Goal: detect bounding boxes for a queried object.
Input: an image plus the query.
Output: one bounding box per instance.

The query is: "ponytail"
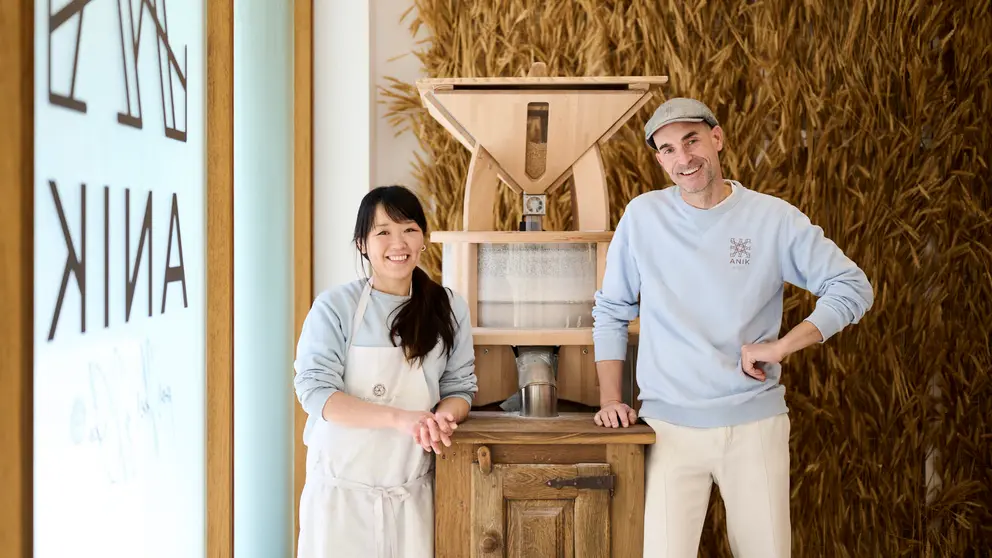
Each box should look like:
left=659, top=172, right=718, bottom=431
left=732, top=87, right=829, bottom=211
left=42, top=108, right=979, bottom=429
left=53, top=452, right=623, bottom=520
left=389, top=267, right=456, bottom=364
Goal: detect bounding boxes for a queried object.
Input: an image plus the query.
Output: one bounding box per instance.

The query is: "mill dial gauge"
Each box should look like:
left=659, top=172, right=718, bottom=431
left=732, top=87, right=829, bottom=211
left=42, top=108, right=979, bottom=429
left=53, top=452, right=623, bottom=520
left=523, top=194, right=546, bottom=215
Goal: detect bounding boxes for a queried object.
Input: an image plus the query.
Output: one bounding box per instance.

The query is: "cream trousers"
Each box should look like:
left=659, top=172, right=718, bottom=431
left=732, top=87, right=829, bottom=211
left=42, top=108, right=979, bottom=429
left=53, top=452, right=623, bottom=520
left=642, top=413, right=791, bottom=558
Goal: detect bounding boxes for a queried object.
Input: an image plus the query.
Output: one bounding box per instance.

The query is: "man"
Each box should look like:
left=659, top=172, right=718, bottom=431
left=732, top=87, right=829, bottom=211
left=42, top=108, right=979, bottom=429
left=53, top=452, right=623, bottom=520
left=590, top=97, right=874, bottom=558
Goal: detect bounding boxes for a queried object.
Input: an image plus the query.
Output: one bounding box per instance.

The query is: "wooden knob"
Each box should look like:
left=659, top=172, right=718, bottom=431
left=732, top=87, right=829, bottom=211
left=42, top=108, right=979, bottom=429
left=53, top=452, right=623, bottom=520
left=480, top=531, right=501, bottom=553
left=477, top=446, right=492, bottom=475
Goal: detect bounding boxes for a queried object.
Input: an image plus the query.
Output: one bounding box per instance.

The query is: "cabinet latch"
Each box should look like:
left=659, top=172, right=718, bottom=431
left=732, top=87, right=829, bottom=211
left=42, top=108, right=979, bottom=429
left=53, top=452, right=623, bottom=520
left=477, top=446, right=492, bottom=475
left=546, top=475, right=615, bottom=490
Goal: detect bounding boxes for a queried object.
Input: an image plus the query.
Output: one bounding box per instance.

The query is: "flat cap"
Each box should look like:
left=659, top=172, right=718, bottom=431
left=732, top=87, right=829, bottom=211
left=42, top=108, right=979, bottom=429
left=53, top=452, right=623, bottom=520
left=644, top=97, right=719, bottom=150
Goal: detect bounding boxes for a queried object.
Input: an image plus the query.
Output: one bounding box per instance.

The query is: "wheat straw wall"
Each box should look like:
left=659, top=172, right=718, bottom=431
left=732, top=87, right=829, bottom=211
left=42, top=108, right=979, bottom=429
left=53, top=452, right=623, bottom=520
left=382, top=1, right=991, bottom=555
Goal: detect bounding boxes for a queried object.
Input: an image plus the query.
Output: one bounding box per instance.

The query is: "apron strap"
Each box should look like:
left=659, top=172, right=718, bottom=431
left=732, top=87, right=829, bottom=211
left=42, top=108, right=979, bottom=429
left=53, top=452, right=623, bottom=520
left=348, top=277, right=412, bottom=354
left=347, top=280, right=374, bottom=354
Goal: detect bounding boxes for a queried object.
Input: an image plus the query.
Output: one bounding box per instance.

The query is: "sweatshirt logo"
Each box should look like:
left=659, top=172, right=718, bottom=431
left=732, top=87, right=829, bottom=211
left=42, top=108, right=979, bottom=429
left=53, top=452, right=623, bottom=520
left=730, top=238, right=751, bottom=265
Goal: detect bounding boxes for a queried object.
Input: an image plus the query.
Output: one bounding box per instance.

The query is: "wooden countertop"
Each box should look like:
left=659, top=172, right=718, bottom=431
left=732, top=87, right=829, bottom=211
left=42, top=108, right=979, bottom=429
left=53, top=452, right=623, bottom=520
left=451, top=411, right=656, bottom=445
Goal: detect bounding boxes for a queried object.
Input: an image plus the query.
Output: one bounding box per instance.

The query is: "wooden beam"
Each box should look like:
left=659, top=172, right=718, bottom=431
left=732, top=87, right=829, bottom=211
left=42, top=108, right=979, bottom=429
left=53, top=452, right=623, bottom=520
left=431, top=231, right=615, bottom=244
left=293, top=0, right=314, bottom=553
left=570, top=144, right=610, bottom=231
left=470, top=325, right=639, bottom=346
left=207, top=1, right=235, bottom=556
left=0, top=1, right=34, bottom=557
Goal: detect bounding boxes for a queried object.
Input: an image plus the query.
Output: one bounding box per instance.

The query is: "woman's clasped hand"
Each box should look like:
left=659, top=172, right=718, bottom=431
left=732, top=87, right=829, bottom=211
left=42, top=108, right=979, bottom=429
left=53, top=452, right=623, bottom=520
left=395, top=409, right=459, bottom=454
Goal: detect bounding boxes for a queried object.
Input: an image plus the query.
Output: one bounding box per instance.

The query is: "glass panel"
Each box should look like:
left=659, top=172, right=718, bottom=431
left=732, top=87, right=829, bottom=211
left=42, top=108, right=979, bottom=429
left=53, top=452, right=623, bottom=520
left=477, top=243, right=597, bottom=328
left=525, top=102, right=549, bottom=179
left=33, top=1, right=207, bottom=556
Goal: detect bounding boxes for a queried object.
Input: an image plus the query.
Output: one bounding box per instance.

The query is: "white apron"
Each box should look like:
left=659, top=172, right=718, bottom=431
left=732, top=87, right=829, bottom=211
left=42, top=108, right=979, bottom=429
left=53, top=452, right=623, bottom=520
left=298, top=281, right=436, bottom=558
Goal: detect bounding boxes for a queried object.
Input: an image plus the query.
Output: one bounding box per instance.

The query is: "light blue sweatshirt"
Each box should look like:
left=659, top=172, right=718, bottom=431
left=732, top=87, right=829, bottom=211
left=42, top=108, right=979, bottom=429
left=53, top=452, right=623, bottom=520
left=294, top=279, right=478, bottom=445
left=592, top=181, right=873, bottom=428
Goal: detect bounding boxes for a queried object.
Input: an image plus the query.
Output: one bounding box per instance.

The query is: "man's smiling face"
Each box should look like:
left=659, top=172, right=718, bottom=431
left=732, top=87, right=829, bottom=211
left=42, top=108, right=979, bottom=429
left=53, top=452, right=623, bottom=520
left=652, top=121, right=725, bottom=194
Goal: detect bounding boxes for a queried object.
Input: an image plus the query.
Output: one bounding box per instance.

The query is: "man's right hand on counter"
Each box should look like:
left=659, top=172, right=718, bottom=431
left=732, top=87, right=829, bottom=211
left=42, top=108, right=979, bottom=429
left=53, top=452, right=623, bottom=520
left=594, top=400, right=637, bottom=428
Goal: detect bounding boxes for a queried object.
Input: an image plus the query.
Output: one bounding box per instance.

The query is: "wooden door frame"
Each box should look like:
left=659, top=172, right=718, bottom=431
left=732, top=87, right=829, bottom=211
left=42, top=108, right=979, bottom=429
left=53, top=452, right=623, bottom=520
left=207, top=2, right=235, bottom=558
left=293, top=0, right=314, bottom=552
left=0, top=2, right=236, bottom=557
left=0, top=1, right=35, bottom=556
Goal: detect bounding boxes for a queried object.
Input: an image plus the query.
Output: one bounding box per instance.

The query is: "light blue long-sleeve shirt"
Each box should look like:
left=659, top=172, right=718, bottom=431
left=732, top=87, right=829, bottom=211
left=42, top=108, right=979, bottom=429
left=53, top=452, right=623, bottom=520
left=592, top=182, right=874, bottom=428
left=294, top=279, right=478, bottom=445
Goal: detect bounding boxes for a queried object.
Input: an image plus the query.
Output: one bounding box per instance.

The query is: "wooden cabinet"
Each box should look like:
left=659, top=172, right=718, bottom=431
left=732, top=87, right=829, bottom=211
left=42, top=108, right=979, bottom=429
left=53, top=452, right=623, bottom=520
left=472, top=462, right=612, bottom=556
left=435, top=412, right=656, bottom=557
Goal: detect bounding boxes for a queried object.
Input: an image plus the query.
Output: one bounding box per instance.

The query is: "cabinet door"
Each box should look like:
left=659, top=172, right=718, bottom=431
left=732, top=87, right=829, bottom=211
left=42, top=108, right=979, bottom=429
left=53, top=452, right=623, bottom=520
left=472, top=463, right=611, bottom=558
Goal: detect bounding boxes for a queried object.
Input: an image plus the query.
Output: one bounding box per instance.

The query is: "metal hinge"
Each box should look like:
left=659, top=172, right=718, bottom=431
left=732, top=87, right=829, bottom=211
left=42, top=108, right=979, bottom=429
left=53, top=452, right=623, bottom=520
left=546, top=475, right=615, bottom=491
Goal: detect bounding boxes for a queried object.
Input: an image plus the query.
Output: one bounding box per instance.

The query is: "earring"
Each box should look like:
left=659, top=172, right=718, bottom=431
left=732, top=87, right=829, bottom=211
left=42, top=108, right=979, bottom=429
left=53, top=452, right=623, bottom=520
left=421, top=246, right=427, bottom=252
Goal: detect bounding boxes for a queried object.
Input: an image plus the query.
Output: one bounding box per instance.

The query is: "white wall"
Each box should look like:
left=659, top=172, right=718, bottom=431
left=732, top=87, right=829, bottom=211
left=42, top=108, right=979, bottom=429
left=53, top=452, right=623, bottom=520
left=233, top=0, right=294, bottom=556
left=371, top=2, right=428, bottom=191
left=313, top=0, right=424, bottom=294
left=313, top=1, right=372, bottom=293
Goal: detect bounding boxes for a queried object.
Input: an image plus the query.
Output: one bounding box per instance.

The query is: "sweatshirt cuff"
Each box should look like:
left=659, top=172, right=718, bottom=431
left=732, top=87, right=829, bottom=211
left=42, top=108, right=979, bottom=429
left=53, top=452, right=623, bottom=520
left=804, top=304, right=844, bottom=343
left=303, top=387, right=338, bottom=421
left=593, top=334, right=629, bottom=362
left=439, top=392, right=475, bottom=407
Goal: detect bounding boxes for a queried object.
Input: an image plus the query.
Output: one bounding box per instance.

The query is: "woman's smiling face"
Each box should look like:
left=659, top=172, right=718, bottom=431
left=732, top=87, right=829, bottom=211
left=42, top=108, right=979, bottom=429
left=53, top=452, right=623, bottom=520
left=364, top=204, right=425, bottom=285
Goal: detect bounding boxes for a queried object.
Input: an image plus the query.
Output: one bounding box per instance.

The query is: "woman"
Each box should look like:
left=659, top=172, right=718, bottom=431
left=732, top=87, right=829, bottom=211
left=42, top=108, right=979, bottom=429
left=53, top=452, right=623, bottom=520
left=293, top=185, right=478, bottom=558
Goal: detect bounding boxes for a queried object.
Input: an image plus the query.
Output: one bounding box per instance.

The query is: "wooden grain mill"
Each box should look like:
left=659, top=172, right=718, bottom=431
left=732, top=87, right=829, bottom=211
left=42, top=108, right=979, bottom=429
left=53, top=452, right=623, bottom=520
left=418, top=63, right=666, bottom=416
left=419, top=63, right=665, bottom=557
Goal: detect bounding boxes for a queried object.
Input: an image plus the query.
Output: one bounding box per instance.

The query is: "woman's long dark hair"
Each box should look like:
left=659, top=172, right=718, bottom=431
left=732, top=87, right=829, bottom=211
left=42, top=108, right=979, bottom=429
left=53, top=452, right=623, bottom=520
left=353, top=185, right=456, bottom=364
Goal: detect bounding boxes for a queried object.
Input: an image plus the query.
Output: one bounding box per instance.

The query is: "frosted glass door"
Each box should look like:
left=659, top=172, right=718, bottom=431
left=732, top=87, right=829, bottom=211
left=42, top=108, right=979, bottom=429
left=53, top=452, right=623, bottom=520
left=33, top=1, right=207, bottom=556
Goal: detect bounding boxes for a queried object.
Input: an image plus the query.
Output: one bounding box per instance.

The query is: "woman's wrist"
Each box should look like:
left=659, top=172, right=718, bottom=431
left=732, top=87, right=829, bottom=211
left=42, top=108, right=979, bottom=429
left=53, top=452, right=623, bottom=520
left=436, top=396, right=470, bottom=422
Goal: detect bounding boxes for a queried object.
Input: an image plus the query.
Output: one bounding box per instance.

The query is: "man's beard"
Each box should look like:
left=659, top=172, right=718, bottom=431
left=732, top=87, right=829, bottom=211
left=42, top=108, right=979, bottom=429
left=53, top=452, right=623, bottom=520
left=673, top=159, right=715, bottom=193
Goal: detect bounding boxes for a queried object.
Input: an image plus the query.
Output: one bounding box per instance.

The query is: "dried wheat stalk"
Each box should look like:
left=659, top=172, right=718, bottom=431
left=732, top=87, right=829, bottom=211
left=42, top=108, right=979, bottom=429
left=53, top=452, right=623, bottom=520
left=382, top=0, right=992, bottom=555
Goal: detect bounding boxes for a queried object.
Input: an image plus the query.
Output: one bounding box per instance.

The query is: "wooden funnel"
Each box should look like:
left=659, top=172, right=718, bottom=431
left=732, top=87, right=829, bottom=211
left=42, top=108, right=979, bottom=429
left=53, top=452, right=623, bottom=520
left=417, top=63, right=668, bottom=231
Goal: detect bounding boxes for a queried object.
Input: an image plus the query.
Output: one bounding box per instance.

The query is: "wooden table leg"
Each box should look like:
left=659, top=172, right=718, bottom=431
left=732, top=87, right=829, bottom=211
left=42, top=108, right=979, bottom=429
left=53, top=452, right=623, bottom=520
left=607, top=443, right=646, bottom=557
left=436, top=444, right=474, bottom=557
